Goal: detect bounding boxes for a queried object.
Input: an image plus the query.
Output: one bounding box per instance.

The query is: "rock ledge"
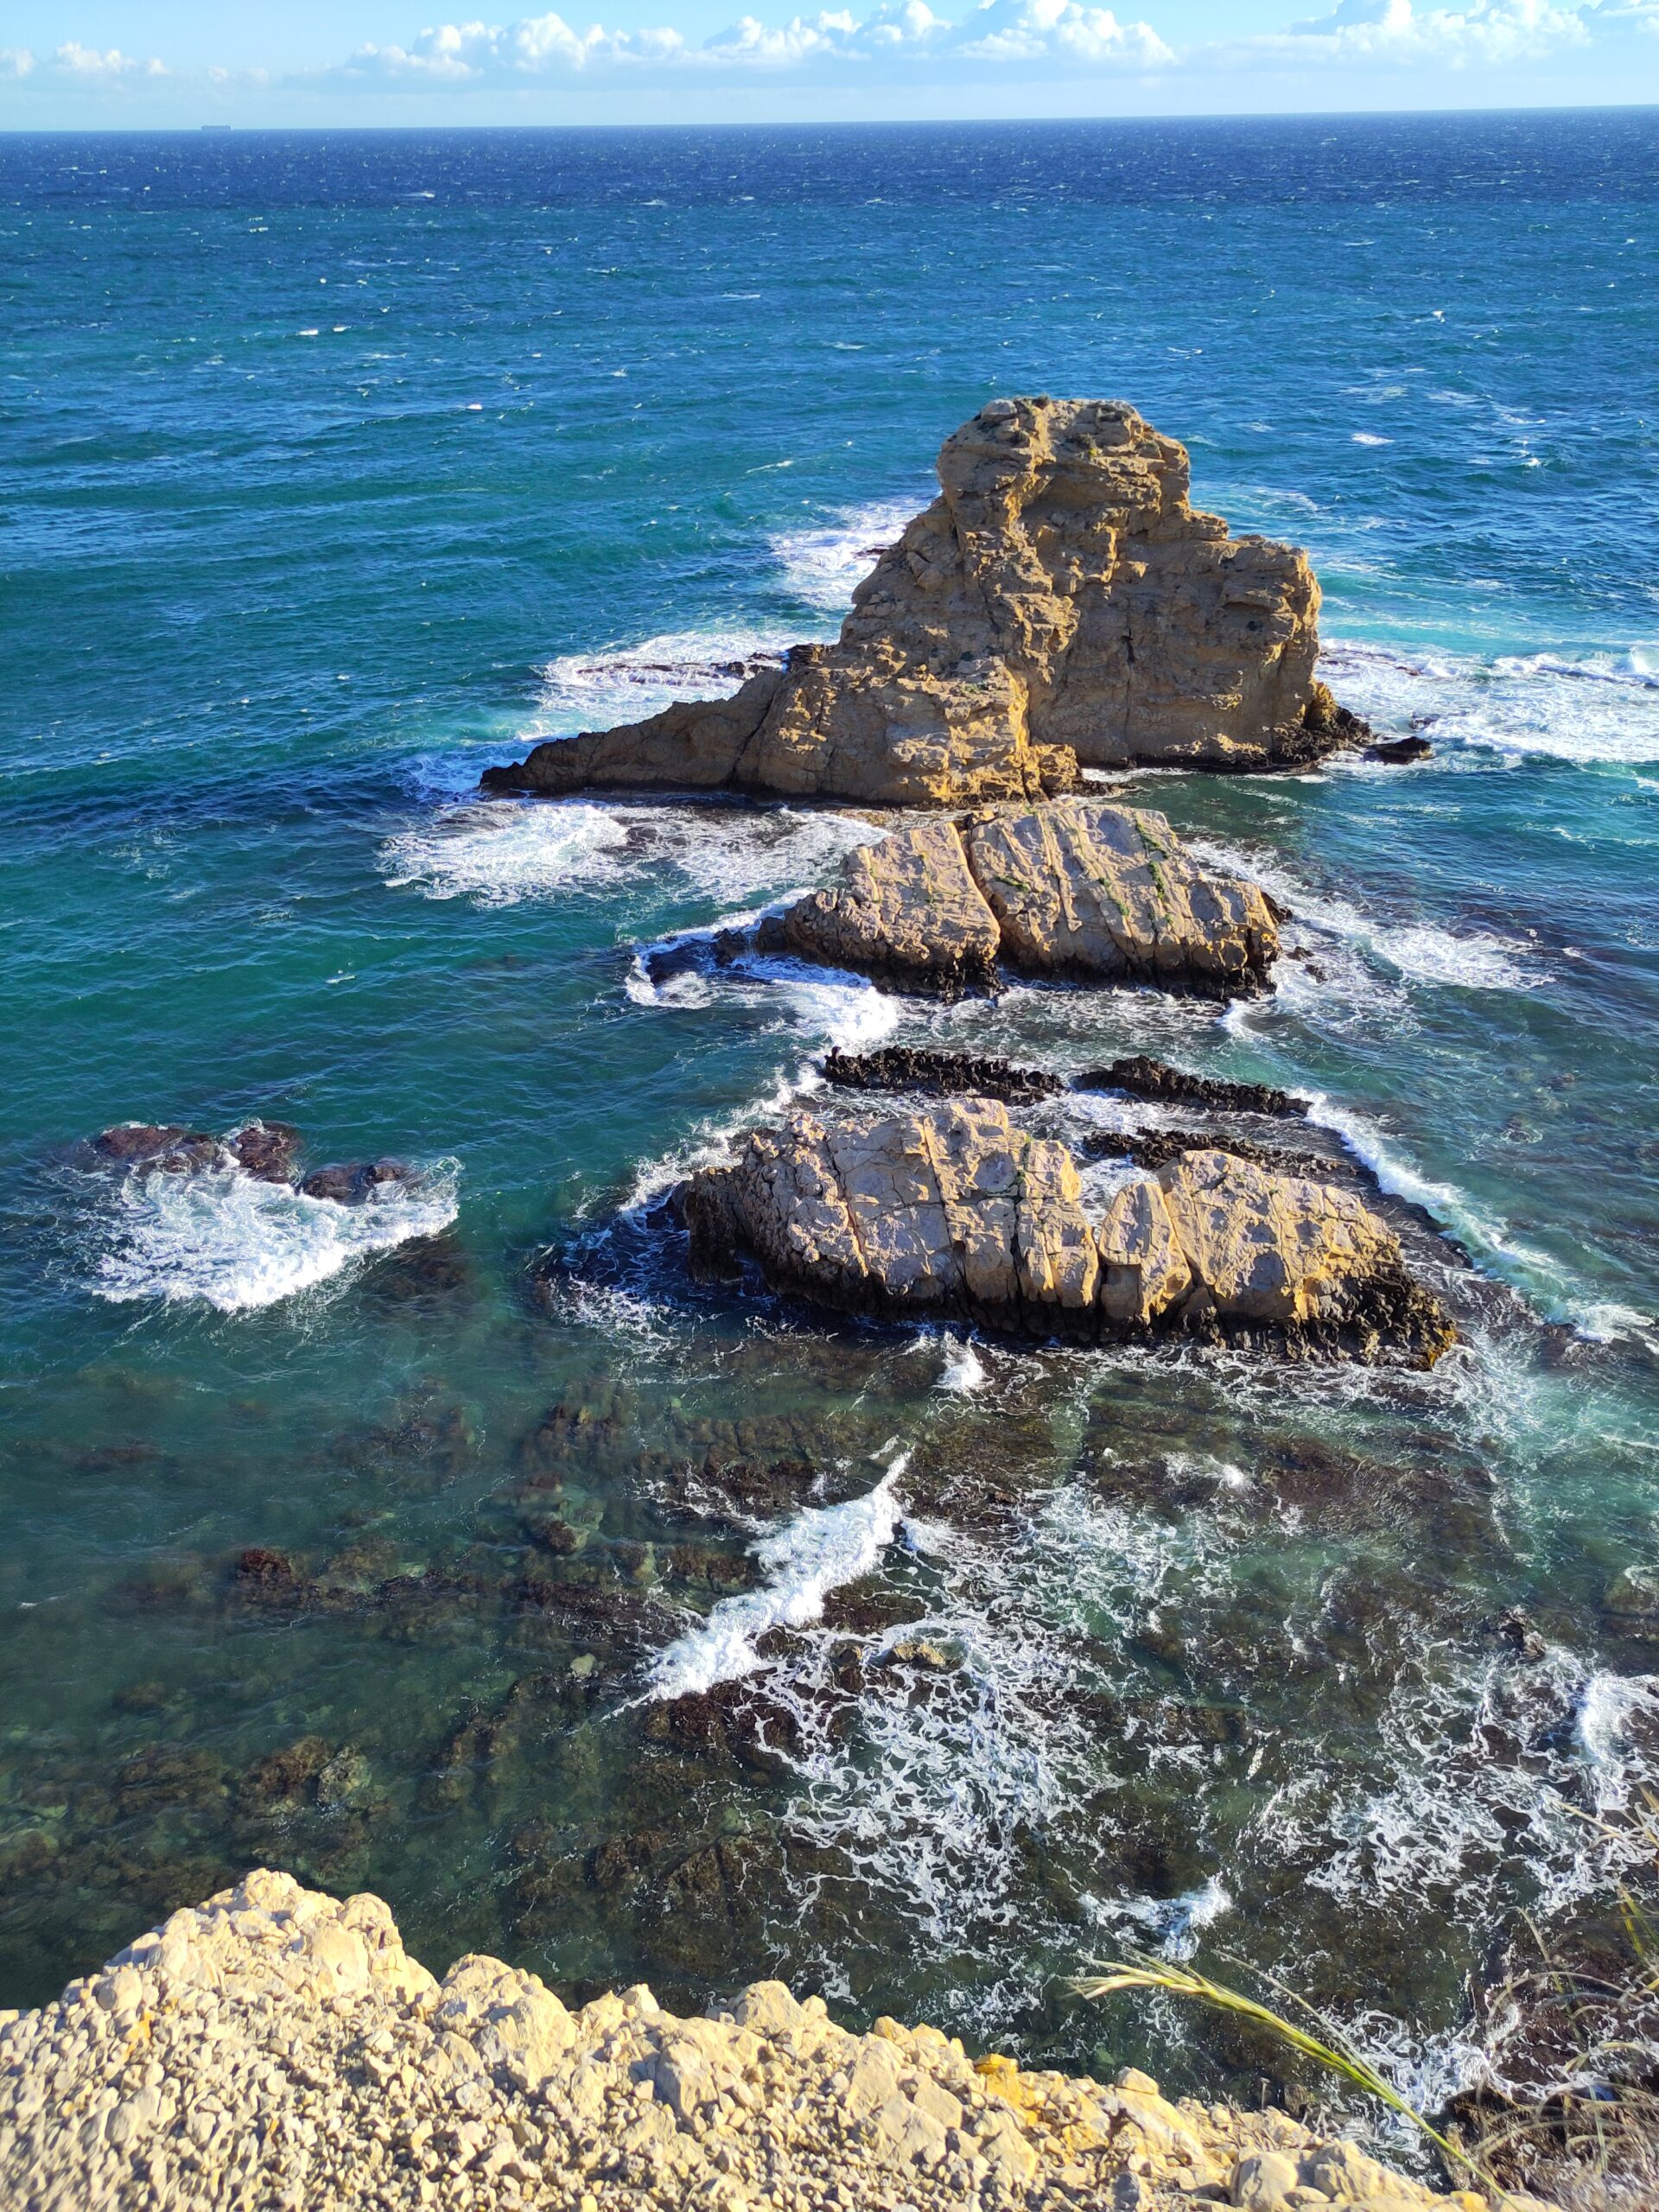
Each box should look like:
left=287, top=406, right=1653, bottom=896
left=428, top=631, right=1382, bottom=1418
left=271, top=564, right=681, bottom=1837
left=0, top=1869, right=1507, bottom=2212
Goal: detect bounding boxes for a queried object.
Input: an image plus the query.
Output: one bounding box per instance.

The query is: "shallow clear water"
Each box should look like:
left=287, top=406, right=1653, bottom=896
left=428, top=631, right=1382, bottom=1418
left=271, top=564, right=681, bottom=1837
left=2, top=117, right=1656, bottom=2119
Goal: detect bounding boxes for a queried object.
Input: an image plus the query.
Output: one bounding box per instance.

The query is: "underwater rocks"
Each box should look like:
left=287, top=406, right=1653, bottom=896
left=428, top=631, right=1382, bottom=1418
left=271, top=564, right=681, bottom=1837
left=0, top=1867, right=1499, bottom=2212
left=682, top=1099, right=1452, bottom=1363
left=760, top=800, right=1280, bottom=999
left=481, top=397, right=1359, bottom=808
left=86, top=1119, right=415, bottom=1206
left=1366, top=734, right=1433, bottom=765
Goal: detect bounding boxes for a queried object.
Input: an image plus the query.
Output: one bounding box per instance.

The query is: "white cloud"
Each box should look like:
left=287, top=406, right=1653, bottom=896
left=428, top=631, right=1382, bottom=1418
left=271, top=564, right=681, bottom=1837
left=1221, top=0, right=1592, bottom=66
left=336, top=1, right=1173, bottom=81
left=52, top=41, right=168, bottom=79
left=0, top=48, right=36, bottom=79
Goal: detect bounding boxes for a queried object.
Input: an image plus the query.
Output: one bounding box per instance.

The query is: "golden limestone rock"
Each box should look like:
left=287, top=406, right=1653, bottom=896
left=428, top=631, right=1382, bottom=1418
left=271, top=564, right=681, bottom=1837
left=763, top=798, right=1280, bottom=997
left=683, top=1103, right=1453, bottom=1364
left=1, top=1871, right=1498, bottom=2212
left=483, top=397, right=1357, bottom=807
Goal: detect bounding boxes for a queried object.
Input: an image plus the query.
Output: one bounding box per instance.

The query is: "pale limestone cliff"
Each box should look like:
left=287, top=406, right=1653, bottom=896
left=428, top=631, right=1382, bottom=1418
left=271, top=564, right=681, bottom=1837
left=762, top=800, right=1280, bottom=998
left=683, top=1101, right=1453, bottom=1364
left=0, top=1869, right=1509, bottom=2212
left=482, top=397, right=1357, bottom=808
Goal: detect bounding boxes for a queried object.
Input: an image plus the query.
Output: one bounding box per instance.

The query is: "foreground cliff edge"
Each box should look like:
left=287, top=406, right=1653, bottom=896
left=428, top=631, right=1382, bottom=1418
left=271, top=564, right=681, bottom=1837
left=1, top=1871, right=1529, bottom=2212
left=482, top=397, right=1365, bottom=808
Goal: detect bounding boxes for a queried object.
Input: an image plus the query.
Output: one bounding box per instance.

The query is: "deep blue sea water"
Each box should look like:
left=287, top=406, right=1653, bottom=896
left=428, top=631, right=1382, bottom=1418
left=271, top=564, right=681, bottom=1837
left=2, top=115, right=1657, bottom=2120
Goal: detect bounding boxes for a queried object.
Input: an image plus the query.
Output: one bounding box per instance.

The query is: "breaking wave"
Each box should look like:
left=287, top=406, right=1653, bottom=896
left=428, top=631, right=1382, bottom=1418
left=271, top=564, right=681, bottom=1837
left=383, top=796, right=882, bottom=912
left=766, top=497, right=922, bottom=613
left=91, top=1160, right=460, bottom=1315
left=1320, top=635, right=1659, bottom=767
left=648, top=1459, right=908, bottom=1699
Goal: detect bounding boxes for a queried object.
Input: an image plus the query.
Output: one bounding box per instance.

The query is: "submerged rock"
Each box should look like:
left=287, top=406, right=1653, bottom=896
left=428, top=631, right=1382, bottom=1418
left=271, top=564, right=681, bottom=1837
left=1074, top=1054, right=1306, bottom=1117
left=682, top=1099, right=1452, bottom=1363
left=763, top=800, right=1279, bottom=999
left=90, top=1123, right=228, bottom=1174
left=1366, top=734, right=1433, bottom=765
left=300, top=1160, right=416, bottom=1206
left=482, top=397, right=1360, bottom=808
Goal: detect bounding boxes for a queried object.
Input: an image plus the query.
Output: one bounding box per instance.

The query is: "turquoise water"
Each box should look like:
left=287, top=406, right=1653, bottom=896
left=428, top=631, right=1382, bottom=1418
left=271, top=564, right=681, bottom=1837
left=2, top=117, right=1657, bottom=2117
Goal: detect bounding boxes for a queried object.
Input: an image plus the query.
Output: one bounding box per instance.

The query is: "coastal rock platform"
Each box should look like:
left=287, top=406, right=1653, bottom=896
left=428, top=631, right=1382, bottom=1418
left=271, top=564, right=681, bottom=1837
left=682, top=1100, right=1453, bottom=1364
left=482, top=397, right=1363, bottom=810
left=757, top=801, right=1281, bottom=998
left=0, top=1869, right=1500, bottom=2212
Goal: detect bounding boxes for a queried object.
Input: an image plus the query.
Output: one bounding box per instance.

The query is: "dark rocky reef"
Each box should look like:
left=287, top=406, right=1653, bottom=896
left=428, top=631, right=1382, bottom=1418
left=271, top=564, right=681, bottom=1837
left=818, top=1046, right=1065, bottom=1105
left=86, top=1121, right=417, bottom=1207
left=1074, top=1054, right=1306, bottom=1118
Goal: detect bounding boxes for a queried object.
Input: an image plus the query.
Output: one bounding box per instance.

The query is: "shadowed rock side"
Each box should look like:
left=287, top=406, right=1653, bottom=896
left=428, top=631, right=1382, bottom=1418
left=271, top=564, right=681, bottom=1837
left=683, top=1101, right=1452, bottom=1364
left=0, top=1871, right=1500, bottom=2212
left=483, top=397, right=1362, bottom=807
left=758, top=800, right=1280, bottom=999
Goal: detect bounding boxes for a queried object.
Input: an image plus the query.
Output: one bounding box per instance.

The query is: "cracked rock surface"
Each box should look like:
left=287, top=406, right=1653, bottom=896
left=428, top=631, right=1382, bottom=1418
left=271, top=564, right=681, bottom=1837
left=482, top=397, right=1352, bottom=809
left=763, top=801, right=1280, bottom=999
left=682, top=1101, right=1453, bottom=1364
left=0, top=1870, right=1504, bottom=2212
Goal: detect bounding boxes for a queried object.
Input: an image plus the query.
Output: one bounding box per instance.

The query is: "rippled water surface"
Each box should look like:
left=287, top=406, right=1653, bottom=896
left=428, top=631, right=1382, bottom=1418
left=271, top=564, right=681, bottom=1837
left=2, top=117, right=1656, bottom=2121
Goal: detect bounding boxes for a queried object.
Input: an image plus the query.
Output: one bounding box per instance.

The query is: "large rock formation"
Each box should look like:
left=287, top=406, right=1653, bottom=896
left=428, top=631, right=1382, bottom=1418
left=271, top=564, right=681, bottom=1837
left=758, top=800, right=1280, bottom=998
left=483, top=397, right=1356, bottom=807
left=683, top=1100, right=1452, bottom=1363
left=0, top=1868, right=1491, bottom=2212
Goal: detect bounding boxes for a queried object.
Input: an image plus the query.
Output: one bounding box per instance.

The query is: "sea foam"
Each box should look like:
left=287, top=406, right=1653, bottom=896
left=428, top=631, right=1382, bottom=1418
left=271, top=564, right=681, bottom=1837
left=1320, top=636, right=1659, bottom=767
left=92, top=1160, right=460, bottom=1315
left=647, top=1461, right=908, bottom=1700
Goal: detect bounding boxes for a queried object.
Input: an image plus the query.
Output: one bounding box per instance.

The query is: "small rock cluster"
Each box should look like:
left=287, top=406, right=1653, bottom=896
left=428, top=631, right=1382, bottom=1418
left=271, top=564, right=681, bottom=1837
left=0, top=1871, right=1510, bottom=2212
left=87, top=1122, right=416, bottom=1207
left=757, top=802, right=1280, bottom=1000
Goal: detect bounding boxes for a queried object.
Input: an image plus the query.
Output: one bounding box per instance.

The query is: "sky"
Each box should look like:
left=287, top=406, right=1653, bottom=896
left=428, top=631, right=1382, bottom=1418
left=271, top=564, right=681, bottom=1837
left=2, top=0, right=1657, bottom=127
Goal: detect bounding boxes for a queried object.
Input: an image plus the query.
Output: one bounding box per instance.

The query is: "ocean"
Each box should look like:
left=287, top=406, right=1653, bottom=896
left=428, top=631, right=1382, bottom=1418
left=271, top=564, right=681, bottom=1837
left=1, top=112, right=1656, bottom=2126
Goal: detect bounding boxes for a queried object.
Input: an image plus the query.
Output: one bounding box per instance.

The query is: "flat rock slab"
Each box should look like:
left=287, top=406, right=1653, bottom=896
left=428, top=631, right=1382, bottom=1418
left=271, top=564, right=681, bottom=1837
left=760, top=798, right=1279, bottom=999
left=483, top=397, right=1364, bottom=808
left=683, top=1099, right=1452, bottom=1364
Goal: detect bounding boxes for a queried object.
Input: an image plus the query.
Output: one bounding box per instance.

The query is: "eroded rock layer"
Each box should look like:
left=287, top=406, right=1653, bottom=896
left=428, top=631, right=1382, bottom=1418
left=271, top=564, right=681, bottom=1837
left=483, top=397, right=1355, bottom=807
left=0, top=1870, right=1493, bottom=2212
left=683, top=1101, right=1452, bottom=1364
left=760, top=801, right=1280, bottom=999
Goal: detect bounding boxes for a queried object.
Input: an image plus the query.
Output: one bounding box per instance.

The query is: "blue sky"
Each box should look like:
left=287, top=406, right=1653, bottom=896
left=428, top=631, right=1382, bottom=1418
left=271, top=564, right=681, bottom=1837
left=3, top=1, right=1657, bottom=125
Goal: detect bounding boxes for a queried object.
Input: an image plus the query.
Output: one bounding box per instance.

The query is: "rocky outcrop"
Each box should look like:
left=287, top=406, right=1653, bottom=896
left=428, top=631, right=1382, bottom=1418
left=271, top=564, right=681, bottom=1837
left=483, top=397, right=1359, bottom=808
left=761, top=816, right=1001, bottom=993
left=760, top=800, right=1280, bottom=999
left=819, top=1046, right=1065, bottom=1104
left=0, top=1868, right=1505, bottom=2212
left=86, top=1122, right=413, bottom=1207
left=1075, top=1054, right=1306, bottom=1117
left=683, top=1101, right=1452, bottom=1363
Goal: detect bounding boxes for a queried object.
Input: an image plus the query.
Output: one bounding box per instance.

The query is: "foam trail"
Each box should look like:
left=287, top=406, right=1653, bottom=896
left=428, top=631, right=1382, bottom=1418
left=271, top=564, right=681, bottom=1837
left=768, top=499, right=921, bottom=613
left=385, top=798, right=880, bottom=912
left=93, top=1165, right=460, bottom=1314
left=382, top=799, right=632, bottom=906
left=1319, top=636, right=1659, bottom=767
left=1192, top=837, right=1535, bottom=995
left=648, top=1463, right=907, bottom=1700
left=1308, top=1093, right=1658, bottom=1349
